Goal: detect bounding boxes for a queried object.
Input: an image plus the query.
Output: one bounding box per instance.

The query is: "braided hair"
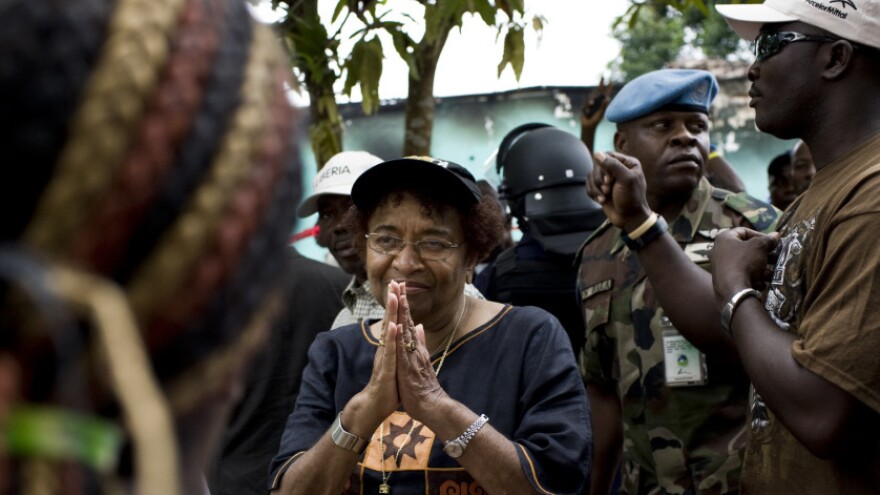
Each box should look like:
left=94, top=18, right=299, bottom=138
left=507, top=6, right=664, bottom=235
left=0, top=0, right=301, bottom=492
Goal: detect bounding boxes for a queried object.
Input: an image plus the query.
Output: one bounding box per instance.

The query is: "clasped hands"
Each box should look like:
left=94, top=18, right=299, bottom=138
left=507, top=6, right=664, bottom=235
left=361, top=281, right=448, bottom=426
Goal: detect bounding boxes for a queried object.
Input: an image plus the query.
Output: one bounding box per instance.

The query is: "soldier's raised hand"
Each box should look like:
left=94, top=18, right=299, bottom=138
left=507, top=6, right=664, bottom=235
left=588, top=151, right=653, bottom=232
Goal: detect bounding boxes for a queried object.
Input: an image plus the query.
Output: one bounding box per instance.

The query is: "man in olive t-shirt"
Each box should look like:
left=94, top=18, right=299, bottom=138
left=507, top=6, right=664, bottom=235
left=710, top=0, right=880, bottom=492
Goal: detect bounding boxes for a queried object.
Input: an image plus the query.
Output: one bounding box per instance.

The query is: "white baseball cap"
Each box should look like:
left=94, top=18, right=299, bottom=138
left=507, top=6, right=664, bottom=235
left=297, top=151, right=383, bottom=218
left=716, top=0, right=880, bottom=50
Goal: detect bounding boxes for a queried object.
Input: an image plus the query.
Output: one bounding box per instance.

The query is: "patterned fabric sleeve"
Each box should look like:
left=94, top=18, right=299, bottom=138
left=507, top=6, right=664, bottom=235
left=723, top=190, right=781, bottom=233
left=579, top=307, right=614, bottom=389
left=577, top=229, right=617, bottom=389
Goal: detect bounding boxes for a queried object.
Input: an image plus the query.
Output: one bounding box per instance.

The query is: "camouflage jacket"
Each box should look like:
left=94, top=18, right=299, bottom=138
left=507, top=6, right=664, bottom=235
left=578, top=177, right=779, bottom=495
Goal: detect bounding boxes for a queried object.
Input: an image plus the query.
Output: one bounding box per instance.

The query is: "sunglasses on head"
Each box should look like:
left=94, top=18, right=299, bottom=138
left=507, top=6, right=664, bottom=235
left=754, top=31, right=841, bottom=62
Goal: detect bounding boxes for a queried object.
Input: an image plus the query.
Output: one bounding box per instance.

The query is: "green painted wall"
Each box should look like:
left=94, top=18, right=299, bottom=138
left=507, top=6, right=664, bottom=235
left=294, top=83, right=797, bottom=259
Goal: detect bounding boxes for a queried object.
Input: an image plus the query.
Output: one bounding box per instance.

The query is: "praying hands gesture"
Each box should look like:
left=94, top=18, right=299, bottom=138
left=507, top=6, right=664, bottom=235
left=369, top=281, right=451, bottom=423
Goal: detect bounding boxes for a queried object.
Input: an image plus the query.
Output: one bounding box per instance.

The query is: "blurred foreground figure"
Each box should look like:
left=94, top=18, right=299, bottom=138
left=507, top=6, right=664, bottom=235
left=0, top=0, right=300, bottom=493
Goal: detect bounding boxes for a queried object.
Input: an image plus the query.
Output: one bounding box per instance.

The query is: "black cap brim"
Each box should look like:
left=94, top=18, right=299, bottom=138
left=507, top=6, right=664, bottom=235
left=351, top=158, right=481, bottom=210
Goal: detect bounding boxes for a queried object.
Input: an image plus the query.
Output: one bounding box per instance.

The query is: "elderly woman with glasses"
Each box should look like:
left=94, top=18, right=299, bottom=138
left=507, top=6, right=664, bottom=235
left=270, top=157, right=592, bottom=495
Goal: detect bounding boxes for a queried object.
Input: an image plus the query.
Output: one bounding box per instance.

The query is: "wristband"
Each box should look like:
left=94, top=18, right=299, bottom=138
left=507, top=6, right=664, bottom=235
left=621, top=215, right=668, bottom=251
left=330, top=412, right=367, bottom=454
left=626, top=212, right=658, bottom=240
left=720, top=288, right=761, bottom=333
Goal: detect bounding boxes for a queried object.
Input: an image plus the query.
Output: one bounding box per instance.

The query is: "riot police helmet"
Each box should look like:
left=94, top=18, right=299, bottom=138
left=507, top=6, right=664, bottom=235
left=495, top=124, right=603, bottom=255
left=496, top=125, right=599, bottom=215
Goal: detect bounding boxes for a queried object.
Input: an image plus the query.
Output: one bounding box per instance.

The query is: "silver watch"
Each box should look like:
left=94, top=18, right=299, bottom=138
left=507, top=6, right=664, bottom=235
left=443, top=414, right=489, bottom=458
left=330, top=413, right=367, bottom=454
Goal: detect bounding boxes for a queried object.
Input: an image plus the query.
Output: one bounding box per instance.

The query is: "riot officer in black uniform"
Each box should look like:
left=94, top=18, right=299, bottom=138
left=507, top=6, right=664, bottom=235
left=475, top=124, right=605, bottom=352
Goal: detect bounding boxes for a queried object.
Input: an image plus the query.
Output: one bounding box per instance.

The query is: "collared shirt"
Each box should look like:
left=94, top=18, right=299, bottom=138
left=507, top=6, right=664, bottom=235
left=578, top=177, right=780, bottom=495
left=331, top=278, right=485, bottom=330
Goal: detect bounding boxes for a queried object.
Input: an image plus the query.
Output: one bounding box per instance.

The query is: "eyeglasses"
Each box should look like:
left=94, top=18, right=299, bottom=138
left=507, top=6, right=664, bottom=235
left=754, top=31, right=840, bottom=62
left=365, top=233, right=461, bottom=261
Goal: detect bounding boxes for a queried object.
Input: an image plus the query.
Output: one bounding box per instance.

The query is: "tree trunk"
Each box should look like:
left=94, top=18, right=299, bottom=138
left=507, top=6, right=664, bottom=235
left=283, top=0, right=343, bottom=170
left=306, top=82, right=344, bottom=169
left=402, top=29, right=450, bottom=157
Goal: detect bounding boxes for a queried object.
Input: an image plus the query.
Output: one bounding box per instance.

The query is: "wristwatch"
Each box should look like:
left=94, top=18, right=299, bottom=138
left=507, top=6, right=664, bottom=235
left=621, top=215, right=668, bottom=251
left=720, top=288, right=761, bottom=333
left=443, top=414, right=489, bottom=458
left=330, top=413, right=367, bottom=455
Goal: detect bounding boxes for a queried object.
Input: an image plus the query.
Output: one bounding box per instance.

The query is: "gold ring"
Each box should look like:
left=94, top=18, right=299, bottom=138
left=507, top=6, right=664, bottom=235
left=405, top=341, right=417, bottom=352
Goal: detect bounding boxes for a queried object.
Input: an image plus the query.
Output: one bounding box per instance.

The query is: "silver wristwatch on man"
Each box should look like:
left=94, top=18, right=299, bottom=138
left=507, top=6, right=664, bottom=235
left=443, top=414, right=489, bottom=458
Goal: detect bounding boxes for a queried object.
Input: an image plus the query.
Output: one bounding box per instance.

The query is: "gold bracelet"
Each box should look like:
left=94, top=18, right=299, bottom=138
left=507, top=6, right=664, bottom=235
left=626, top=212, right=658, bottom=241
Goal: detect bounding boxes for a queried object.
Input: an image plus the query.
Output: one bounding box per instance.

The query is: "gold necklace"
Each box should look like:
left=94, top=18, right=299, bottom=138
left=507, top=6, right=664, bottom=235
left=377, top=296, right=468, bottom=494
left=428, top=298, right=466, bottom=356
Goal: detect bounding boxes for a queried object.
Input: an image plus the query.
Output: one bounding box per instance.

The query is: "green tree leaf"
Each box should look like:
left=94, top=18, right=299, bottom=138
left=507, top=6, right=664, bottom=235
left=332, top=0, right=348, bottom=23
left=470, top=0, right=496, bottom=26
left=342, top=37, right=384, bottom=114
left=531, top=15, right=544, bottom=33
left=388, top=25, right=418, bottom=80
left=497, top=25, right=525, bottom=80
left=359, top=37, right=384, bottom=114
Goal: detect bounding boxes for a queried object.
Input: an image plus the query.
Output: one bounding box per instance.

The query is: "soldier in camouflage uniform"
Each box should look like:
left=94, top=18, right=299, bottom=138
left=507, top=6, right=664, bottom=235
left=578, top=69, right=781, bottom=495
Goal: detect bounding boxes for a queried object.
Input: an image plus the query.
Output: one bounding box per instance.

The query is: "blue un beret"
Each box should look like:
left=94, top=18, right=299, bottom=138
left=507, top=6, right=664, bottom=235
left=605, top=69, right=719, bottom=124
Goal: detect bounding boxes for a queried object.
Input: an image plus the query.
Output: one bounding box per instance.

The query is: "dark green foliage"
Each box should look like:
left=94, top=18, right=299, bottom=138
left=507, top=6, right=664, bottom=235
left=611, top=0, right=757, bottom=83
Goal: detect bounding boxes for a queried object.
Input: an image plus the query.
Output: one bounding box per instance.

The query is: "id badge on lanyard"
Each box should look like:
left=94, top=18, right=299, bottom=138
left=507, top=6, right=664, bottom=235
left=661, top=315, right=708, bottom=386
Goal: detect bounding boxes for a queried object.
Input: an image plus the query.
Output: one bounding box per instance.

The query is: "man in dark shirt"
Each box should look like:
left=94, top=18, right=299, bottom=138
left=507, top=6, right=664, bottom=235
left=207, top=247, right=348, bottom=495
